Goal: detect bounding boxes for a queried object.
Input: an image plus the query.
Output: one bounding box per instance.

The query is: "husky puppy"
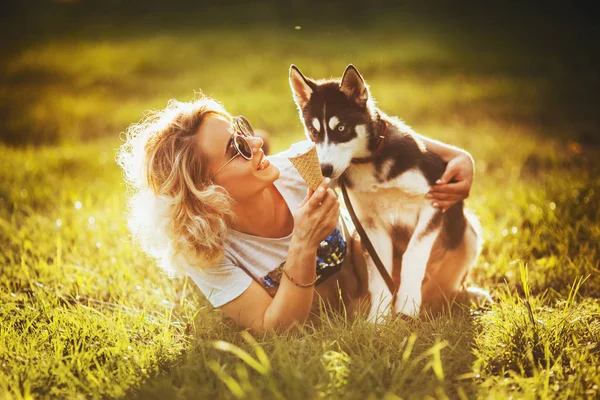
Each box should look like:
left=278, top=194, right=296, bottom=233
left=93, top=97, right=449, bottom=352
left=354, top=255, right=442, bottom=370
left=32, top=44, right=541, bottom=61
left=289, top=64, right=483, bottom=321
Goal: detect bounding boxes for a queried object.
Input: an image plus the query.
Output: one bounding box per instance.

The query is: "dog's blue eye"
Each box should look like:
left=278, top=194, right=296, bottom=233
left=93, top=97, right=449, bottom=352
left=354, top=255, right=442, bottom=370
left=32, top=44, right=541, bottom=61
left=337, top=124, right=346, bottom=132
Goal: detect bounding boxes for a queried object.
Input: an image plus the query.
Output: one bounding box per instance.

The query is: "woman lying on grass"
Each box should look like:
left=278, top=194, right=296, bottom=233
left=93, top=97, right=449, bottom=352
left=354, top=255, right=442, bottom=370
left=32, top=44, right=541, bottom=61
left=116, top=96, right=477, bottom=333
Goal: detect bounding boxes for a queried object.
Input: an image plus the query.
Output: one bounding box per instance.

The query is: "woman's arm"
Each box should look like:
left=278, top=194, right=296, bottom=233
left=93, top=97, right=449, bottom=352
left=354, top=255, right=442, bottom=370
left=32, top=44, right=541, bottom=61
left=415, top=133, right=475, bottom=212
left=415, top=133, right=471, bottom=164
left=219, top=180, right=340, bottom=333
left=218, top=236, right=318, bottom=333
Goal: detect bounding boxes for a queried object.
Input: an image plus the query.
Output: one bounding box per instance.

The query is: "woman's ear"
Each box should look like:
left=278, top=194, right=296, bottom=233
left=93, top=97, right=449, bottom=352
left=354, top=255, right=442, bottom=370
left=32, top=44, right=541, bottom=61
left=289, top=65, right=314, bottom=109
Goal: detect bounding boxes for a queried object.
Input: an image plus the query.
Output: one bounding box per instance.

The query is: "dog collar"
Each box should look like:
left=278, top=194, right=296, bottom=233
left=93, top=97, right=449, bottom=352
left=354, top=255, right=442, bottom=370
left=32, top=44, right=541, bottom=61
left=351, top=119, right=388, bottom=164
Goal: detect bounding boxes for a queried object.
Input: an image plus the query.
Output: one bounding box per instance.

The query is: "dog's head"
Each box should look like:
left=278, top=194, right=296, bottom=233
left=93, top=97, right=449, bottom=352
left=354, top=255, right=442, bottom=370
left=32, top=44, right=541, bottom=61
left=289, top=64, right=379, bottom=180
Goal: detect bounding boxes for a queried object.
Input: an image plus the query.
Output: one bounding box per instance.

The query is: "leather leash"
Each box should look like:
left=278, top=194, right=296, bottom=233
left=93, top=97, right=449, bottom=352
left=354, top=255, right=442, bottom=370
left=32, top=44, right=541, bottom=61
left=340, top=178, right=397, bottom=295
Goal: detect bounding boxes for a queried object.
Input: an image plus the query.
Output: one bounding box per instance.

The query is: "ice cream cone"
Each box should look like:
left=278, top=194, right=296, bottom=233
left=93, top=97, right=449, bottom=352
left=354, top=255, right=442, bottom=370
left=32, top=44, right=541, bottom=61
left=288, top=142, right=324, bottom=191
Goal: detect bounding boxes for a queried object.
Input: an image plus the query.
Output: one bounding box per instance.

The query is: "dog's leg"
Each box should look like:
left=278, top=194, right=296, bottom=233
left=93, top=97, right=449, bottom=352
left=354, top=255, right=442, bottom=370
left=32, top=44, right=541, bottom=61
left=394, top=206, right=441, bottom=316
left=343, top=187, right=395, bottom=323
left=421, top=213, right=484, bottom=311
left=362, top=225, right=395, bottom=323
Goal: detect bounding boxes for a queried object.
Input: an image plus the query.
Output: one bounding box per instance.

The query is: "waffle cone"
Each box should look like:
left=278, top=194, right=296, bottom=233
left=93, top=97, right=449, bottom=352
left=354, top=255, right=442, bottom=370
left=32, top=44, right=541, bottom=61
left=288, top=145, right=324, bottom=191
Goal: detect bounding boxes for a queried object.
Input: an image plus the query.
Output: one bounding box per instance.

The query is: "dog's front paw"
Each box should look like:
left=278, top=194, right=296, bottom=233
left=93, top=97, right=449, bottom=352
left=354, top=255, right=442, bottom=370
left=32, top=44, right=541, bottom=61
left=394, top=291, right=421, bottom=317
left=366, top=310, right=387, bottom=325
left=397, top=302, right=419, bottom=317
left=366, top=299, right=393, bottom=324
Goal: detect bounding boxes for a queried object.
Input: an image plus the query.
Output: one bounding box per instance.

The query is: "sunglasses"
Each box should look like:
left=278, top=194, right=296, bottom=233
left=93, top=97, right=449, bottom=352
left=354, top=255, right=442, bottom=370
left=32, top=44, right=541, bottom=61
left=212, top=116, right=255, bottom=178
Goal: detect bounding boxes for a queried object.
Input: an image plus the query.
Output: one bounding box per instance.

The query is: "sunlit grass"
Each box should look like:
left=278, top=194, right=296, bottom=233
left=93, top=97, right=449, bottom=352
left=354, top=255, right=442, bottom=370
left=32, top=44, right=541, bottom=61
left=1, top=10, right=599, bottom=400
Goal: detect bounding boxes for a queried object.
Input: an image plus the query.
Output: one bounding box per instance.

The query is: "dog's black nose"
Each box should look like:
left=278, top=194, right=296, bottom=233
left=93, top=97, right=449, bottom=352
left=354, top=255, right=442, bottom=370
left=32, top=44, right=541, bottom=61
left=321, top=164, right=334, bottom=178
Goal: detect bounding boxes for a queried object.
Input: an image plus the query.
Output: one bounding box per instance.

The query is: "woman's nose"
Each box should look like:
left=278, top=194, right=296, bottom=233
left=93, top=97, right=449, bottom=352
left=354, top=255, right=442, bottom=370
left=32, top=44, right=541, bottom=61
left=249, top=135, right=264, bottom=152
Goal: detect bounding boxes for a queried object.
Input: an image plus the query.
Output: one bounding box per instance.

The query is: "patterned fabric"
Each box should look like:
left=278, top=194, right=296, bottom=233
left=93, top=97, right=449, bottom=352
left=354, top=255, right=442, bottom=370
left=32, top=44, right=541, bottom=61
left=259, top=227, right=347, bottom=296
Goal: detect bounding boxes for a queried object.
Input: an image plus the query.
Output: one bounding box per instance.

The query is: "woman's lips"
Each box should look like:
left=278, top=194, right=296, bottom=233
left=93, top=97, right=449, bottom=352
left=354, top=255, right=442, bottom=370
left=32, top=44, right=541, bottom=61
left=257, top=158, right=270, bottom=170
left=256, top=152, right=267, bottom=170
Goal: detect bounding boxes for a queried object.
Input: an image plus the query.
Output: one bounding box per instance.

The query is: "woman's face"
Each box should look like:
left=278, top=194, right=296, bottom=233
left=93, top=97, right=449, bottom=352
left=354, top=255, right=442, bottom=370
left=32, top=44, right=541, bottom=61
left=196, top=115, right=280, bottom=201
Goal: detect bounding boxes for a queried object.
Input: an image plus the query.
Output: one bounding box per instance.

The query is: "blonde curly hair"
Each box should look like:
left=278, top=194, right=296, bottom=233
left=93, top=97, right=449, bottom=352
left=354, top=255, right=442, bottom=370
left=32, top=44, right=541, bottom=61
left=116, top=96, right=237, bottom=276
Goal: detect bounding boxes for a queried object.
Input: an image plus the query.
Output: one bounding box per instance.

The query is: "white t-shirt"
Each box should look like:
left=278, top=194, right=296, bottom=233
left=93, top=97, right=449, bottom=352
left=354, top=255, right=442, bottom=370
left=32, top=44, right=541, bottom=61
left=186, top=141, right=351, bottom=308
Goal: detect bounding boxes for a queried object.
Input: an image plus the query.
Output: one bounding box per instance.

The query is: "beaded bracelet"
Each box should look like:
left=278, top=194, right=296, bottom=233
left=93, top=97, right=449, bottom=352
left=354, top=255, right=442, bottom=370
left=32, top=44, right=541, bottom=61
left=282, top=267, right=317, bottom=287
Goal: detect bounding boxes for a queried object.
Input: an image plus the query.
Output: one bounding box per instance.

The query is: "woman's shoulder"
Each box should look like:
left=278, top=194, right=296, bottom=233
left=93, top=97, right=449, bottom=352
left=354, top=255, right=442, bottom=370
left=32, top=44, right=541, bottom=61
left=184, top=250, right=253, bottom=308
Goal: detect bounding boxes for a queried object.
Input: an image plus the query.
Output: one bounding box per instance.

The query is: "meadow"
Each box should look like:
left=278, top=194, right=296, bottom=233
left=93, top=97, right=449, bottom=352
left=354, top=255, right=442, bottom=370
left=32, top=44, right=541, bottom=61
left=1, top=2, right=599, bottom=399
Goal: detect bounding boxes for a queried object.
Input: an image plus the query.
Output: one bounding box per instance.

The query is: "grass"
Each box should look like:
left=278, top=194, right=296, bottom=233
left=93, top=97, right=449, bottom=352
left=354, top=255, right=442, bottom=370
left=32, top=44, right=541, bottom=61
left=1, top=3, right=599, bottom=399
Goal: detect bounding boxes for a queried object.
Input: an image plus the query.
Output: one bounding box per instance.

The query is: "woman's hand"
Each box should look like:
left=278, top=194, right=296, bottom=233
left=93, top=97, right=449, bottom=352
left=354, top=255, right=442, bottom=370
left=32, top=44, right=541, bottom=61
left=426, top=152, right=474, bottom=212
left=292, top=178, right=340, bottom=249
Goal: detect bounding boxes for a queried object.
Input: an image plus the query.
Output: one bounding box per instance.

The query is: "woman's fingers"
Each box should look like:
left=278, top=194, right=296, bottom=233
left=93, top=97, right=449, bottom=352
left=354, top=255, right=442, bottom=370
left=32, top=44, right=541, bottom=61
left=436, top=162, right=460, bottom=185
left=308, top=179, right=330, bottom=208
left=433, top=200, right=456, bottom=212
left=298, top=188, right=315, bottom=208
left=310, top=187, right=327, bottom=207
left=321, top=189, right=339, bottom=211
left=430, top=180, right=470, bottom=195
left=322, top=188, right=337, bottom=204
left=321, top=200, right=340, bottom=228
left=427, top=191, right=461, bottom=201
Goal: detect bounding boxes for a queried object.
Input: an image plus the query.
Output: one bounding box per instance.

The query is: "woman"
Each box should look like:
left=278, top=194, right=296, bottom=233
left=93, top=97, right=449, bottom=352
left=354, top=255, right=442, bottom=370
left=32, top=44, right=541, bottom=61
left=116, top=96, right=476, bottom=333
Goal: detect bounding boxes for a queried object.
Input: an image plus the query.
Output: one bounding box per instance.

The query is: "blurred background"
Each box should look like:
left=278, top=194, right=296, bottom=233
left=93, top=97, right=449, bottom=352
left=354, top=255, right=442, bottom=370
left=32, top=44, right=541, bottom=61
left=1, top=0, right=598, bottom=148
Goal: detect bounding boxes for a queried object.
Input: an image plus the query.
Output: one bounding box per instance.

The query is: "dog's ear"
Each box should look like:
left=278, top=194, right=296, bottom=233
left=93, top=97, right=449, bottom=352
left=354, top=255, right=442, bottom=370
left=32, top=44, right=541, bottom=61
left=289, top=65, right=314, bottom=109
left=340, top=65, right=369, bottom=107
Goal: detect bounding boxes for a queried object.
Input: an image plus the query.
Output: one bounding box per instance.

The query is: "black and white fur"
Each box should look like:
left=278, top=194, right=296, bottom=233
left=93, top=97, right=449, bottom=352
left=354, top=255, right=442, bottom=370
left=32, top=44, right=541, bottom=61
left=289, top=64, right=482, bottom=321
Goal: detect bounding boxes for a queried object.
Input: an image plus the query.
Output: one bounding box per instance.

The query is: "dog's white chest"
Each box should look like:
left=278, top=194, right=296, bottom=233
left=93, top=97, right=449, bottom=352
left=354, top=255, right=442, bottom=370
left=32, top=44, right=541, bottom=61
left=347, top=165, right=431, bottom=229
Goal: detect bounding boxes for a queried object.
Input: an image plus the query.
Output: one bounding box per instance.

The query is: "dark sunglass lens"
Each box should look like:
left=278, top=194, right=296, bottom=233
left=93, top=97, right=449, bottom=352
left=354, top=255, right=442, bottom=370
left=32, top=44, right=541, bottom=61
left=237, top=116, right=254, bottom=137
left=234, top=135, right=253, bottom=159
